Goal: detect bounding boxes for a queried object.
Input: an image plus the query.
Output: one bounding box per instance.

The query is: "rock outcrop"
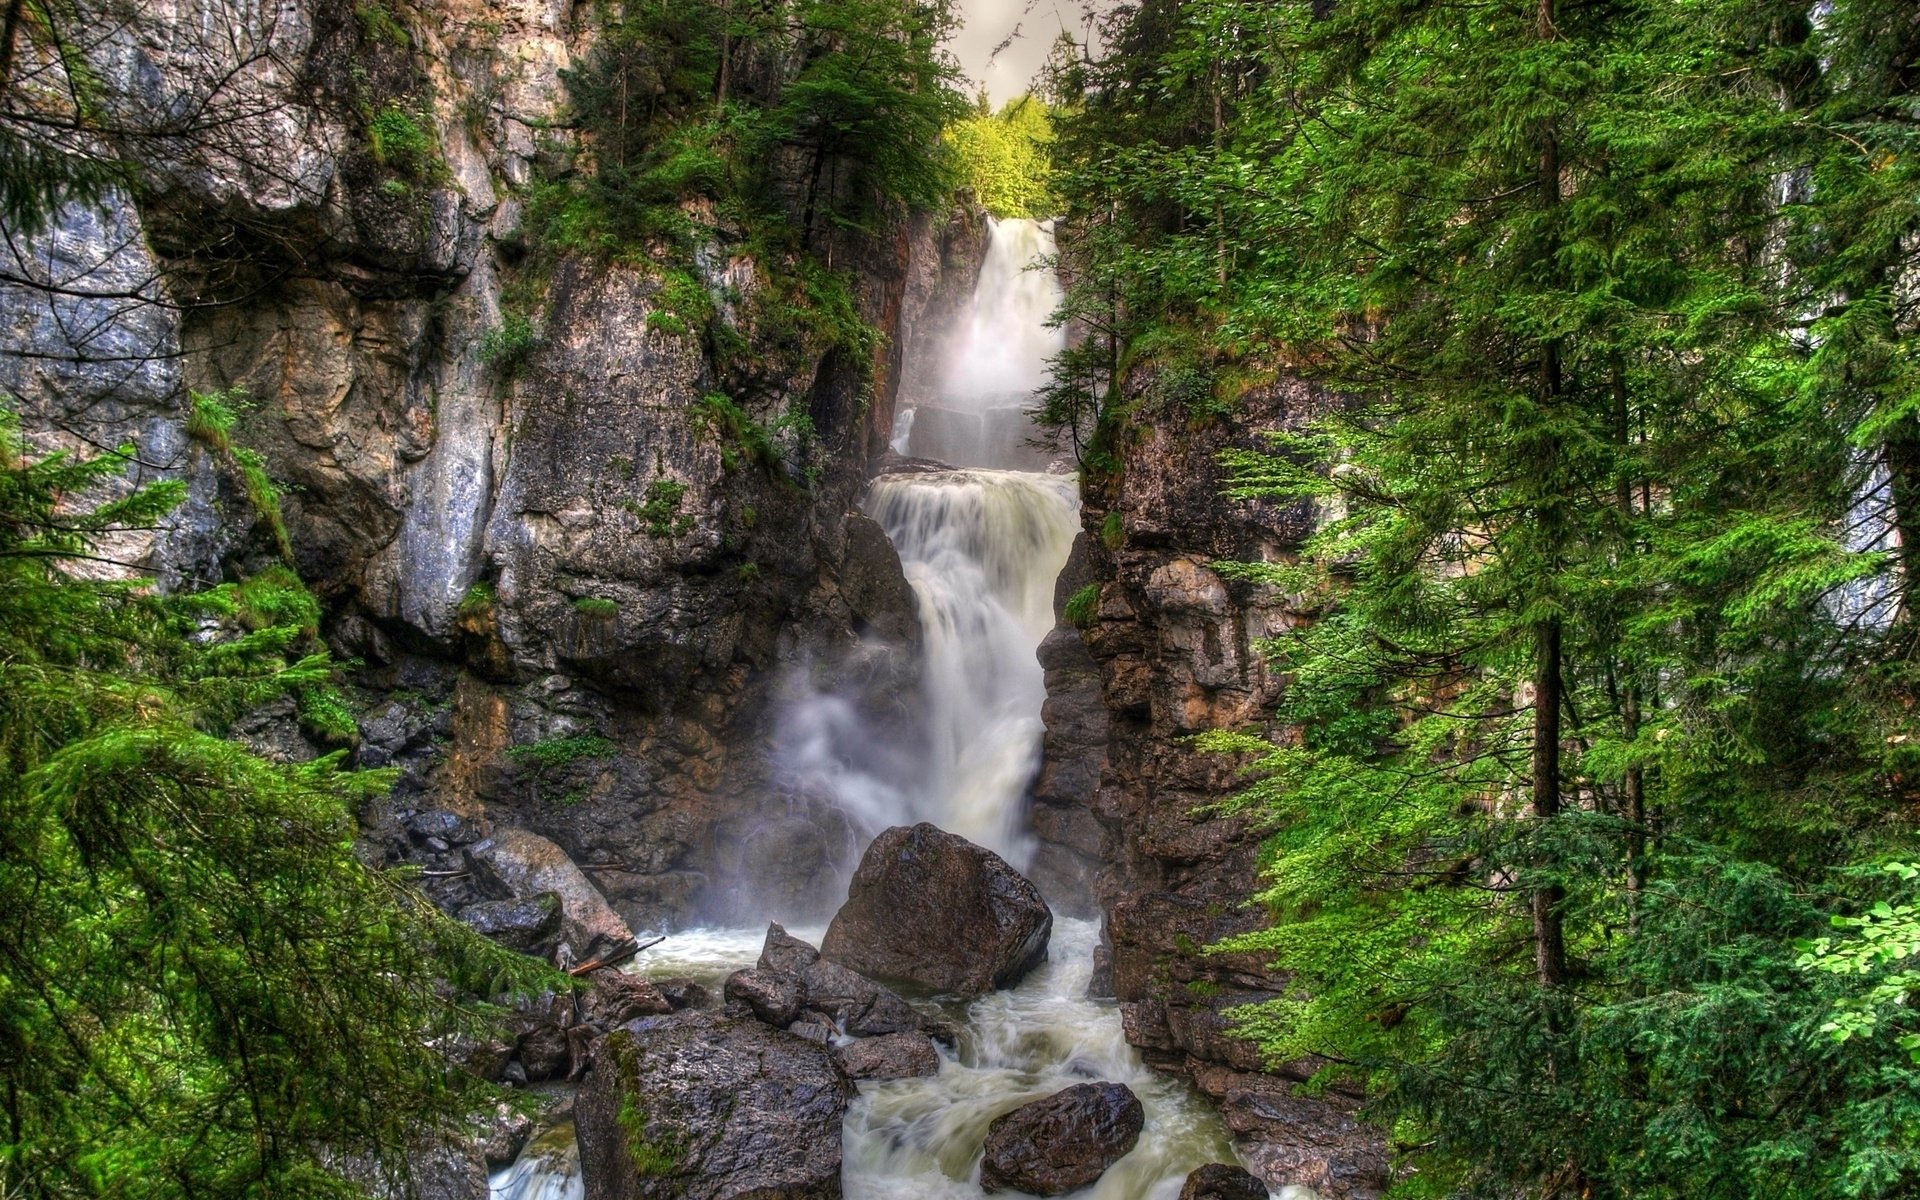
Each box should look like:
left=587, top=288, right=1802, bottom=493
left=978, top=1082, right=1144, bottom=1196
left=754, top=924, right=947, bottom=1040
left=575, top=1011, right=853, bottom=1200
left=0, top=0, right=995, bottom=942
left=1031, top=370, right=1389, bottom=1198
left=821, top=823, right=1052, bottom=995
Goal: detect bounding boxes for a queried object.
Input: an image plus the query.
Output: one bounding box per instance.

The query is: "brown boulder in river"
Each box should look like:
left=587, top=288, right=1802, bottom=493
left=575, top=1010, right=852, bottom=1200
left=979, top=1081, right=1145, bottom=1195
left=821, top=823, right=1051, bottom=995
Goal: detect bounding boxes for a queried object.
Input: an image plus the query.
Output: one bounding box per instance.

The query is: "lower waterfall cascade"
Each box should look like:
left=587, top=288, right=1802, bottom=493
left=490, top=218, right=1300, bottom=1199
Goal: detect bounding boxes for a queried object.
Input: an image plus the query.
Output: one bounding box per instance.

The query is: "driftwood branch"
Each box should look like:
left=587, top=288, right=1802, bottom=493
left=567, top=935, right=665, bottom=977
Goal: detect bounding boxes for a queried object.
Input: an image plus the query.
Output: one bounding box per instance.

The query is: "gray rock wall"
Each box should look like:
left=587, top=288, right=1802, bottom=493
left=3, top=0, right=990, bottom=931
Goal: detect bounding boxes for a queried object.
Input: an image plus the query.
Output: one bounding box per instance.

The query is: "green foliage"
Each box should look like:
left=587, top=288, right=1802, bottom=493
left=946, top=95, right=1056, bottom=218
left=1099, top=511, right=1124, bottom=550
left=645, top=270, right=717, bottom=338
left=1059, top=0, right=1920, bottom=1195
left=368, top=104, right=435, bottom=178
left=354, top=1, right=412, bottom=47
left=186, top=388, right=294, bottom=559
left=573, top=596, right=620, bottom=618
left=0, top=408, right=553, bottom=1197
left=298, top=684, right=361, bottom=744
left=457, top=581, right=496, bottom=617
left=627, top=478, right=694, bottom=539
left=479, top=311, right=541, bottom=374
left=506, top=735, right=616, bottom=770
left=1063, top=582, right=1099, bottom=628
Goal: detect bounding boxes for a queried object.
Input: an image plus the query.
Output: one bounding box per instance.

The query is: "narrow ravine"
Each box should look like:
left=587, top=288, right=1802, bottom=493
left=491, top=219, right=1279, bottom=1200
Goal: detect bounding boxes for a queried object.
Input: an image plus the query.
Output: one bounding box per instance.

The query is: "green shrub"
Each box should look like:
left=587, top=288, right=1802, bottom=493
left=457, top=581, right=495, bottom=617
left=506, top=735, right=615, bottom=770
left=626, top=478, right=694, bottom=539
left=479, top=312, right=540, bottom=375
left=1101, top=511, right=1125, bottom=550
left=1063, top=583, right=1100, bottom=629
left=573, top=596, right=619, bottom=618
left=368, top=105, right=434, bottom=178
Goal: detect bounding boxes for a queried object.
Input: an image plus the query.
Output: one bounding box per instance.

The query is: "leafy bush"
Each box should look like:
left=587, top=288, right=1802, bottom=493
left=627, top=478, right=694, bottom=538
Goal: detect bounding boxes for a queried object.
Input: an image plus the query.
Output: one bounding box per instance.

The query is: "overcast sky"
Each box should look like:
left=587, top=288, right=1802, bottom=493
left=950, top=0, right=1097, bottom=105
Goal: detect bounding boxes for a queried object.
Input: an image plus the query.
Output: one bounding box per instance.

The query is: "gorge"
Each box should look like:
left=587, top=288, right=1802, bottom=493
left=11, top=1, right=1911, bottom=1198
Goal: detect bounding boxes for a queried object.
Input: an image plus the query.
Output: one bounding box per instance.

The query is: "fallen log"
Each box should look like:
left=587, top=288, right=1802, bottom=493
left=567, top=934, right=664, bottom=977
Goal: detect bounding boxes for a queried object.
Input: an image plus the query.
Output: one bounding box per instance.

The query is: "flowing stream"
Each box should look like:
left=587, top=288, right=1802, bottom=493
left=492, top=219, right=1280, bottom=1199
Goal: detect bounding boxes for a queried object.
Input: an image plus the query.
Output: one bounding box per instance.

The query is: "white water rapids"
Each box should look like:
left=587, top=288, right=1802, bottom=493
left=492, top=219, right=1292, bottom=1200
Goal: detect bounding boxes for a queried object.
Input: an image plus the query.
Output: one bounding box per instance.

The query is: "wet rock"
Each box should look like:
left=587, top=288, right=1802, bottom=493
left=475, top=1102, right=535, bottom=1168
left=576, top=1010, right=853, bottom=1200
left=758, top=924, right=944, bottom=1038
left=822, top=824, right=1052, bottom=995
left=330, top=1139, right=490, bottom=1200
left=789, top=1015, right=836, bottom=1044
left=653, top=977, right=709, bottom=1010
left=457, top=892, right=562, bottom=955
left=515, top=1021, right=570, bottom=1083
left=724, top=967, right=807, bottom=1027
left=834, top=1032, right=940, bottom=1081
left=1179, top=1163, right=1269, bottom=1200
left=581, top=973, right=674, bottom=1028
left=761, top=922, right=824, bottom=974
left=979, top=1082, right=1145, bottom=1196
left=466, top=828, right=633, bottom=960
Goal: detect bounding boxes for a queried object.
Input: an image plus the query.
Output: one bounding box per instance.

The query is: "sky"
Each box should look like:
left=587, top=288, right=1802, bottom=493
left=950, top=0, right=1098, bottom=105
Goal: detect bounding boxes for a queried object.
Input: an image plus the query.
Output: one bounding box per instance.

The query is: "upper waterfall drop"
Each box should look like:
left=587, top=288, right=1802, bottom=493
left=894, top=218, right=1065, bottom=470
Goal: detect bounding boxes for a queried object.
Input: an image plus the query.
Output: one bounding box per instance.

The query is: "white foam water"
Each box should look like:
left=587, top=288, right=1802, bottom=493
left=859, top=468, right=1079, bottom=860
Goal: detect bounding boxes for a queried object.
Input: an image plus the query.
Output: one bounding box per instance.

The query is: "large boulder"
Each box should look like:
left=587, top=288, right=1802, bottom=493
left=576, top=1011, right=853, bottom=1200
left=821, top=824, right=1052, bottom=995
left=757, top=924, right=944, bottom=1038
left=979, top=1083, right=1145, bottom=1196
left=466, top=828, right=633, bottom=960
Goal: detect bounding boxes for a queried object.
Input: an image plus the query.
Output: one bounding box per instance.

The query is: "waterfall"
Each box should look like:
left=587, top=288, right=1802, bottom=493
left=778, top=217, right=1080, bottom=864
left=898, top=218, right=1064, bottom=470
left=863, top=469, right=1078, bottom=859
left=489, top=217, right=1269, bottom=1199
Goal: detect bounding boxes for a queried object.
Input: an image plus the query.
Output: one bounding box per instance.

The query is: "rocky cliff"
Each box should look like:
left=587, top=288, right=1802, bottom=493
left=1, top=0, right=989, bottom=935
left=1031, top=371, right=1390, bottom=1198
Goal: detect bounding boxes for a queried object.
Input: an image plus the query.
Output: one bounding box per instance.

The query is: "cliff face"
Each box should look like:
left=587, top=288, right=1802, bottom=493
left=1032, top=372, right=1390, bottom=1198
left=2, top=0, right=989, bottom=931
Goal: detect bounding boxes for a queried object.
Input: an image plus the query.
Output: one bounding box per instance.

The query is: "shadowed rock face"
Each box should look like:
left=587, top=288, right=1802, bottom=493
left=1030, top=370, right=1389, bottom=1199
left=575, top=1011, right=852, bottom=1200
left=821, top=823, right=1052, bottom=996
left=979, top=1082, right=1145, bottom=1196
